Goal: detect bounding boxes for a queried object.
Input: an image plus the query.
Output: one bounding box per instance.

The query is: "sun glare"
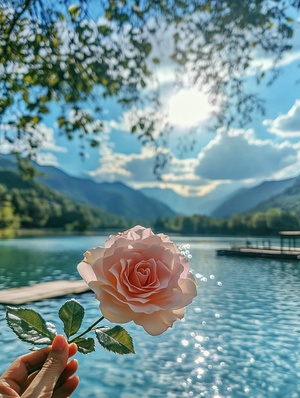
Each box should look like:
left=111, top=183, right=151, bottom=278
left=167, top=89, right=214, bottom=129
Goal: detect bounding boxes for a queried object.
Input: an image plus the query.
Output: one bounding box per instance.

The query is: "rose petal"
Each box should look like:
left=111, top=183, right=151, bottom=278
left=77, top=261, right=97, bottom=284
left=89, top=282, right=137, bottom=323
left=134, top=309, right=184, bottom=336
left=83, top=247, right=106, bottom=265
left=171, top=276, right=198, bottom=310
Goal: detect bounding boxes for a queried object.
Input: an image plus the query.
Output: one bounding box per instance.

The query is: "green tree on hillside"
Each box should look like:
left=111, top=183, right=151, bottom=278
left=250, top=212, right=268, bottom=234
left=0, top=185, right=20, bottom=237
left=0, top=0, right=299, bottom=172
left=265, top=208, right=299, bottom=231
left=0, top=170, right=130, bottom=233
left=155, top=207, right=300, bottom=236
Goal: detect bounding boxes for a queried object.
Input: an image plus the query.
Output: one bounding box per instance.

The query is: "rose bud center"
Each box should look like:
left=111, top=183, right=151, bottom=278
left=129, top=259, right=156, bottom=288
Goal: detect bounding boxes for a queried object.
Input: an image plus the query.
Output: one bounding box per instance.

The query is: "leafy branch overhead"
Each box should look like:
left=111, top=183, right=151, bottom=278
left=0, top=0, right=299, bottom=163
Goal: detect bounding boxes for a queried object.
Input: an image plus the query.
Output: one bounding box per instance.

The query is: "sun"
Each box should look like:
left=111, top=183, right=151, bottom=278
left=167, top=88, right=214, bottom=129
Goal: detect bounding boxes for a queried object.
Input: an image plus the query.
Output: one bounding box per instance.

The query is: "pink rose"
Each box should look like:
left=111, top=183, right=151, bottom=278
left=77, top=225, right=197, bottom=336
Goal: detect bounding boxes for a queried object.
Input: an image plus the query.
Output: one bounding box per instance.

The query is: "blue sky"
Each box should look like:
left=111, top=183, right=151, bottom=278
left=5, top=16, right=300, bottom=201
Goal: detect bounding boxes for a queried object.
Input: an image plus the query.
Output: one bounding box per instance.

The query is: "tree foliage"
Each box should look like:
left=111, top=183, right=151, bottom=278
left=0, top=0, right=299, bottom=167
left=0, top=184, right=20, bottom=237
left=155, top=208, right=300, bottom=236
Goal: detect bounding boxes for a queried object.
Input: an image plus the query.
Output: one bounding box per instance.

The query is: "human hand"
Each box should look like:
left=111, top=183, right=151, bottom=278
left=0, top=335, right=79, bottom=397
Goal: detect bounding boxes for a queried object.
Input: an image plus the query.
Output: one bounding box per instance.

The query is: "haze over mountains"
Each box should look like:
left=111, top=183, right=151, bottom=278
left=0, top=154, right=299, bottom=220
left=141, top=175, right=300, bottom=217
left=0, top=156, right=175, bottom=222
left=140, top=184, right=238, bottom=216
left=211, top=175, right=300, bottom=218
left=253, top=177, right=300, bottom=215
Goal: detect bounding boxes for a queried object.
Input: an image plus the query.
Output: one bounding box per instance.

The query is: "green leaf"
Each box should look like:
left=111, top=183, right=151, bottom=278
left=73, top=337, right=95, bottom=354
left=95, top=326, right=135, bottom=355
left=31, top=116, right=40, bottom=125
left=68, top=5, right=81, bottom=17
left=143, top=43, right=152, bottom=55
left=105, top=10, right=112, bottom=20
left=58, top=299, right=85, bottom=339
left=173, top=33, right=179, bottom=43
left=6, top=306, right=56, bottom=345
left=23, top=75, right=34, bottom=85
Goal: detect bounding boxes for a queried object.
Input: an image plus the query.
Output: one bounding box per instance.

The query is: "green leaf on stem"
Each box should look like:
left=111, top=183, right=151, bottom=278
left=72, top=337, right=95, bottom=354
left=6, top=306, right=56, bottom=345
left=58, top=299, right=85, bottom=339
left=95, top=326, right=135, bottom=355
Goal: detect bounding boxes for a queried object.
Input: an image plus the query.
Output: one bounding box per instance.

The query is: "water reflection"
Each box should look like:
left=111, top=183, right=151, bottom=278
left=1, top=236, right=300, bottom=397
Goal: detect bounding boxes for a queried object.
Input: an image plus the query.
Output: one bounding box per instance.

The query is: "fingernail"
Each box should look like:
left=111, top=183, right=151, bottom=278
left=52, top=335, right=66, bottom=352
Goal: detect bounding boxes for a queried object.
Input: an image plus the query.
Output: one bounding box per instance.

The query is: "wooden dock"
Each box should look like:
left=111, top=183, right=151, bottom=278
left=0, top=280, right=91, bottom=305
left=217, top=247, right=300, bottom=260
left=217, top=231, right=300, bottom=260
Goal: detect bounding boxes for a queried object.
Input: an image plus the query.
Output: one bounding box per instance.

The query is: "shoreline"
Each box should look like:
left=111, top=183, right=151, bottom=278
left=16, top=228, right=122, bottom=238
left=4, top=228, right=280, bottom=240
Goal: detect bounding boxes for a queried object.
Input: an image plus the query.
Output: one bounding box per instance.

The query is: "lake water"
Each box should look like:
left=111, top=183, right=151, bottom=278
left=1, top=235, right=300, bottom=398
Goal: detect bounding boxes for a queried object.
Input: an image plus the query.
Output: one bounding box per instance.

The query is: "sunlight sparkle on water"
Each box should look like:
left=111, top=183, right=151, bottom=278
left=2, top=235, right=300, bottom=397
left=179, top=244, right=193, bottom=260
left=177, top=353, right=187, bottom=363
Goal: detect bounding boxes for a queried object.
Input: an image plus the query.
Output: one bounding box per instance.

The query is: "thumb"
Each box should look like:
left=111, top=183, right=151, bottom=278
left=22, top=335, right=69, bottom=398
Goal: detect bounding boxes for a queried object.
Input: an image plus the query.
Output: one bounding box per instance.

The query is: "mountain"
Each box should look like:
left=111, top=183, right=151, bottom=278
left=253, top=178, right=300, bottom=215
left=0, top=156, right=176, bottom=221
left=0, top=169, right=125, bottom=231
left=140, top=183, right=239, bottom=216
left=211, top=175, right=300, bottom=218
left=0, top=154, right=16, bottom=170
left=38, top=165, right=176, bottom=221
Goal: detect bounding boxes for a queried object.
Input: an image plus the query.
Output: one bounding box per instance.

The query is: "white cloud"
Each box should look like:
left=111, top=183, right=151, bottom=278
left=195, top=128, right=298, bottom=181
left=88, top=144, right=204, bottom=194
left=263, top=99, right=300, bottom=137
left=88, top=122, right=300, bottom=197
left=36, top=124, right=67, bottom=153
left=88, top=144, right=131, bottom=182
left=248, top=50, right=300, bottom=75
left=0, top=123, right=66, bottom=155
left=271, top=156, right=300, bottom=181
left=36, top=152, right=60, bottom=166
left=89, top=146, right=164, bottom=182
left=106, top=106, right=167, bottom=141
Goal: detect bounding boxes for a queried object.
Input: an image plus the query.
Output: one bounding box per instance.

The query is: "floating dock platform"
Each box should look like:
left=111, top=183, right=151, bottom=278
left=216, top=247, right=300, bottom=260
left=0, top=280, right=90, bottom=305
left=216, top=231, right=300, bottom=260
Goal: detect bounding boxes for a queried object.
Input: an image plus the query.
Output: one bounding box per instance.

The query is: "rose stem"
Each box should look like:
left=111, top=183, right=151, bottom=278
left=69, top=316, right=104, bottom=343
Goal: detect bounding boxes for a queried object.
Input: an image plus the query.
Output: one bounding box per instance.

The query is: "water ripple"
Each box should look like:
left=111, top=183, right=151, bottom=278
left=1, top=236, right=300, bottom=397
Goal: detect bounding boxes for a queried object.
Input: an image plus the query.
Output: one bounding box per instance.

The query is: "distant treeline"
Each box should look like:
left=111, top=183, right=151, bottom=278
left=154, top=208, right=300, bottom=236
left=1, top=170, right=299, bottom=239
